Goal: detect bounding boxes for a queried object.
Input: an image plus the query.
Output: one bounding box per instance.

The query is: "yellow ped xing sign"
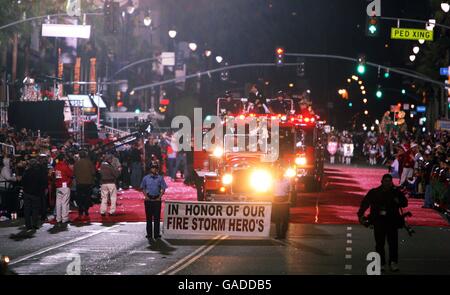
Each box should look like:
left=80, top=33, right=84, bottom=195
left=391, top=28, right=434, bottom=41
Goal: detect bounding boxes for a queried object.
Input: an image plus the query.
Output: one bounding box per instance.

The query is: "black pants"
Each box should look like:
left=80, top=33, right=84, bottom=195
left=273, top=202, right=290, bottom=238
left=144, top=200, right=161, bottom=238
left=40, top=192, right=48, bottom=220
left=76, top=184, right=92, bottom=215
left=373, top=221, right=399, bottom=265
left=24, top=192, right=41, bottom=229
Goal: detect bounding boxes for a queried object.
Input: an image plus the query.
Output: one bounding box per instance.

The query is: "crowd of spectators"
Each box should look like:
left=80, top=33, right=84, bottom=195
left=326, top=128, right=450, bottom=212
left=0, top=126, right=191, bottom=227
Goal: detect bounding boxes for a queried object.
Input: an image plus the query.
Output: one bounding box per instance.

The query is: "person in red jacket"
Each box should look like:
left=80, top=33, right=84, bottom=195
left=54, top=154, right=73, bottom=227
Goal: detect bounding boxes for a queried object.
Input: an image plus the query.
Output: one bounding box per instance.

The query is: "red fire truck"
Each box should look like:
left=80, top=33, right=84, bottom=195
left=193, top=97, right=325, bottom=203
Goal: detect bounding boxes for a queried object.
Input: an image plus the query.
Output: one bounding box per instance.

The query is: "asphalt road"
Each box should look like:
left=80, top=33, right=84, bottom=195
left=2, top=221, right=450, bottom=275
left=2, top=165, right=449, bottom=275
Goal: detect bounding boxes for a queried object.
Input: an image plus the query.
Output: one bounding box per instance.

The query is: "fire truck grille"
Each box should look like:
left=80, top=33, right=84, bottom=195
left=231, top=170, right=251, bottom=194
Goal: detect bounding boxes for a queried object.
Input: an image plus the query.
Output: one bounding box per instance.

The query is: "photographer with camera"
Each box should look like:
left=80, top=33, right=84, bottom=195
left=357, top=174, right=408, bottom=272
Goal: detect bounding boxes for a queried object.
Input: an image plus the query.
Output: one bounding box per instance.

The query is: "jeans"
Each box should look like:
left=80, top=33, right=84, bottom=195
left=144, top=200, right=161, bottom=238
left=424, top=184, right=433, bottom=208
left=173, top=154, right=188, bottom=179
left=24, top=192, right=41, bottom=229
left=167, top=158, right=176, bottom=178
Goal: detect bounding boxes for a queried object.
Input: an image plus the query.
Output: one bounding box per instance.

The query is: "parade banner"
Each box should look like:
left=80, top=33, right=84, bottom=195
left=163, top=201, right=272, bottom=238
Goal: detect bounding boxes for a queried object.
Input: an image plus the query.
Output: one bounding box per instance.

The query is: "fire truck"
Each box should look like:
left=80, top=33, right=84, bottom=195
left=193, top=97, right=325, bottom=203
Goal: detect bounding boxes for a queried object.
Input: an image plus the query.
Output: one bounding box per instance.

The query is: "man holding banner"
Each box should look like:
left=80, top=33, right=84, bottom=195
left=141, top=164, right=168, bottom=242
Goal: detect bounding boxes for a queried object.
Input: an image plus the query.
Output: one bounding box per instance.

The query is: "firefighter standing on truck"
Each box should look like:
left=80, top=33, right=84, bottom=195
left=221, top=90, right=242, bottom=115
left=269, top=91, right=289, bottom=114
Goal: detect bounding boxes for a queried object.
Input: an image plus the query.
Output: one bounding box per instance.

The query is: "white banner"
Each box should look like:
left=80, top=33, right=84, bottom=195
left=42, top=24, right=91, bottom=39
left=163, top=201, right=272, bottom=238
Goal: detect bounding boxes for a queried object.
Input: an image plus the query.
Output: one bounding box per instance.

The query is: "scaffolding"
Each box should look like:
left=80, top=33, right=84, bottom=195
left=68, top=99, right=85, bottom=145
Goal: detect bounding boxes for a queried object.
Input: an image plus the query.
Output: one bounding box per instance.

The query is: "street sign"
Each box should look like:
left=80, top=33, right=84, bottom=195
left=416, top=106, right=426, bottom=113
left=390, top=28, right=433, bottom=41
left=440, top=67, right=449, bottom=76
left=42, top=24, right=91, bottom=39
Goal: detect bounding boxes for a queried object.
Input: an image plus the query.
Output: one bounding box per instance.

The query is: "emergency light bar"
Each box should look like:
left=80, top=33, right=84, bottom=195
left=225, top=113, right=317, bottom=124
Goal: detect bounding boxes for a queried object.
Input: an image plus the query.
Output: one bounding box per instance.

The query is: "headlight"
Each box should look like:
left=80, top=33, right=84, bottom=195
left=222, top=173, right=233, bottom=185
left=284, top=168, right=296, bottom=178
left=295, top=156, right=307, bottom=166
left=1, top=255, right=10, bottom=264
left=250, top=170, right=272, bottom=193
left=212, top=147, right=223, bottom=158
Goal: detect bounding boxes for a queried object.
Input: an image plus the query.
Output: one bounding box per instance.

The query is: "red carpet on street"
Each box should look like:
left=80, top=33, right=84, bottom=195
left=291, top=165, right=449, bottom=227
left=67, top=166, right=449, bottom=227
left=68, top=178, right=197, bottom=223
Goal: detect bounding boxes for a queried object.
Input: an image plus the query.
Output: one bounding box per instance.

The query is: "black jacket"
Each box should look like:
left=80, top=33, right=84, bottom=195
left=22, top=165, right=48, bottom=195
left=357, top=186, right=408, bottom=224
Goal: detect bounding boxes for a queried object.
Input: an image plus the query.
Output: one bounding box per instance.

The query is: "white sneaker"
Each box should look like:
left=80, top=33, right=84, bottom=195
left=390, top=262, right=399, bottom=272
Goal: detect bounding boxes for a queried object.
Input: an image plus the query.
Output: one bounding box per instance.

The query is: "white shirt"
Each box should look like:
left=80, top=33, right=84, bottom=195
left=273, top=178, right=290, bottom=197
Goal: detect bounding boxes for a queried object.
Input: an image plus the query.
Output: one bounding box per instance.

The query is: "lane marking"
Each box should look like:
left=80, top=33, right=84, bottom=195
left=157, top=235, right=228, bottom=275
left=10, top=225, right=120, bottom=266
left=345, top=226, right=353, bottom=274
left=314, top=197, right=319, bottom=223
left=129, top=250, right=159, bottom=254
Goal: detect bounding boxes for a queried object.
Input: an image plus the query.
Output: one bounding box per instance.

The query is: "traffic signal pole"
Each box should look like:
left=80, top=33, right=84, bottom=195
left=131, top=54, right=446, bottom=93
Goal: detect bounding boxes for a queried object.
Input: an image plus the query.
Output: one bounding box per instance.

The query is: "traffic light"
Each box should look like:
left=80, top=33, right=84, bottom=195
left=384, top=69, right=390, bottom=78
left=116, top=90, right=123, bottom=107
left=357, top=55, right=366, bottom=75
left=221, top=62, right=229, bottom=81
left=376, top=86, right=383, bottom=99
left=275, top=47, right=285, bottom=66
left=348, top=102, right=353, bottom=108
left=296, top=57, right=305, bottom=77
left=366, top=16, right=380, bottom=37
left=104, top=0, right=120, bottom=34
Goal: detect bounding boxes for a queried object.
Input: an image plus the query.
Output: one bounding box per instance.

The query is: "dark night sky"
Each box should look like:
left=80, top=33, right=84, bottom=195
left=163, top=0, right=434, bottom=128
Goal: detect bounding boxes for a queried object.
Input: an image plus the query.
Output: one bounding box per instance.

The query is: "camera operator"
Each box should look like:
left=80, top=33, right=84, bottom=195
left=357, top=174, right=408, bottom=272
